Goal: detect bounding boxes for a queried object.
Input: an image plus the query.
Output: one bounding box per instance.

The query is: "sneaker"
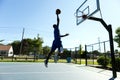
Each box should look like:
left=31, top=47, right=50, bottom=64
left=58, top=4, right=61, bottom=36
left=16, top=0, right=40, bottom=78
left=44, top=60, right=48, bottom=68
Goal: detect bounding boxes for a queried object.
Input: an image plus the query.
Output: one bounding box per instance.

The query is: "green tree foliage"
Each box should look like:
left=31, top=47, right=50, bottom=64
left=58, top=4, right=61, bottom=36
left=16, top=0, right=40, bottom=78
left=10, top=34, right=43, bottom=55
left=114, top=27, right=120, bottom=47
left=92, top=50, right=101, bottom=55
left=80, top=51, right=86, bottom=58
left=60, top=49, right=70, bottom=59
left=10, top=40, right=21, bottom=55
left=43, top=46, right=50, bottom=56
left=0, top=40, right=4, bottom=45
left=21, top=39, right=29, bottom=55
left=32, top=34, right=43, bottom=54
left=0, top=40, right=4, bottom=42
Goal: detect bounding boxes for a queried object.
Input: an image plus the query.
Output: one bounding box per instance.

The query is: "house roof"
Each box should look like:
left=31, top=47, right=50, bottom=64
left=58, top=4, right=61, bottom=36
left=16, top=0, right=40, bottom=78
left=0, top=45, right=12, bottom=51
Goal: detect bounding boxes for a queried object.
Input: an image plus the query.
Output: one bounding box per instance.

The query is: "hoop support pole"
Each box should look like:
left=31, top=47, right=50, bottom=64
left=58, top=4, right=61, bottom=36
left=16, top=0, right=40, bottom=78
left=88, top=16, right=117, bottom=78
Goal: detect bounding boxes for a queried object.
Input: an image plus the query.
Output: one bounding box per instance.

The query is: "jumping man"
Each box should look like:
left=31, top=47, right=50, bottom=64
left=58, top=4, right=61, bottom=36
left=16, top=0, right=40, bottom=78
left=44, top=9, right=69, bottom=67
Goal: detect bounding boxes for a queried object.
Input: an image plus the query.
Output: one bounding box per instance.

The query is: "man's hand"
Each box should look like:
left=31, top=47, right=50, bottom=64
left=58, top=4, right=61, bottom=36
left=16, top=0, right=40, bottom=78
left=65, top=33, right=69, bottom=36
left=60, top=33, right=69, bottom=37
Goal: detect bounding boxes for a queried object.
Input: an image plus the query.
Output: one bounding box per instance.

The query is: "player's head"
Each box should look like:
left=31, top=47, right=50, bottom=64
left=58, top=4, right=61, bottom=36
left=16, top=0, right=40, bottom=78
left=53, top=24, right=57, bottom=28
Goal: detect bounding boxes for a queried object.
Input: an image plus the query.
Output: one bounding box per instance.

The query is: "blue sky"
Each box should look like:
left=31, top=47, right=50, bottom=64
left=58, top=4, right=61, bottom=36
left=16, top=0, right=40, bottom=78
left=0, top=0, right=120, bottom=51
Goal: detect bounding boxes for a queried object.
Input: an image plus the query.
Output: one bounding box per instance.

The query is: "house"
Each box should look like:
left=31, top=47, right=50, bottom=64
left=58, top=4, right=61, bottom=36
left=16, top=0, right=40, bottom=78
left=0, top=45, right=13, bottom=57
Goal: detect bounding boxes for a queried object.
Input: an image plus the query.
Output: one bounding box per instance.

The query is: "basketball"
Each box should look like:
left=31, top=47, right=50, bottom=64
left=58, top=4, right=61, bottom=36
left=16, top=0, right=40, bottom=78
left=56, top=9, right=61, bottom=14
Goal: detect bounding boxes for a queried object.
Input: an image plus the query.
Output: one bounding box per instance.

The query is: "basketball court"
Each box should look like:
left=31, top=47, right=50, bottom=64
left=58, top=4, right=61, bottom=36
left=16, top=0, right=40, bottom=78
left=0, top=0, right=119, bottom=80
left=0, top=62, right=119, bottom=80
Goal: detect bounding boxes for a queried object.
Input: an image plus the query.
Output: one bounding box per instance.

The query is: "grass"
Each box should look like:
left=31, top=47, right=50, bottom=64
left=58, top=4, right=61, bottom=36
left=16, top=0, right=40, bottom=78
left=0, top=58, right=98, bottom=65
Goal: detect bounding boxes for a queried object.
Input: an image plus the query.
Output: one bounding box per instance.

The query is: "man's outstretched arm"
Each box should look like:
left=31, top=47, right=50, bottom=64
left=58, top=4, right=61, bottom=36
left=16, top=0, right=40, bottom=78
left=60, top=33, right=69, bottom=37
left=56, top=14, right=60, bottom=27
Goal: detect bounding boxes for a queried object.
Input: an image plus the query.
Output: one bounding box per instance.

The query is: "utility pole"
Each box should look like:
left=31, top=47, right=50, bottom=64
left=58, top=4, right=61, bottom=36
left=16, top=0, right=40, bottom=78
left=98, top=37, right=101, bottom=52
left=19, top=28, right=25, bottom=55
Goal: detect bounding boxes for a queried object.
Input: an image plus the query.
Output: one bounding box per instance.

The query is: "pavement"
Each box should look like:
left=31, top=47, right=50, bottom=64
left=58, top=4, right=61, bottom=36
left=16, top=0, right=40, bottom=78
left=0, top=62, right=120, bottom=80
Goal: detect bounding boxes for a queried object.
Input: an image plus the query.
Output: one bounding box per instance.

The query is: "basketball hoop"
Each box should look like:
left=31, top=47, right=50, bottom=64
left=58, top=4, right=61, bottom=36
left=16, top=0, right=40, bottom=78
left=74, top=12, right=87, bottom=20
left=75, top=0, right=100, bottom=25
left=82, top=14, right=87, bottom=19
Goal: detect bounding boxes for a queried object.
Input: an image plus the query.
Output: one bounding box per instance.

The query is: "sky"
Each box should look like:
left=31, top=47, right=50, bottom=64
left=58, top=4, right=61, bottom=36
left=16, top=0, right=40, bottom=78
left=0, top=0, right=120, bottom=52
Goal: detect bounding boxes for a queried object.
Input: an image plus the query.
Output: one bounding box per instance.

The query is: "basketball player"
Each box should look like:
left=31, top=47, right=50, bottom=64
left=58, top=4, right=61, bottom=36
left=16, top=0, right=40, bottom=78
left=44, top=9, right=69, bottom=67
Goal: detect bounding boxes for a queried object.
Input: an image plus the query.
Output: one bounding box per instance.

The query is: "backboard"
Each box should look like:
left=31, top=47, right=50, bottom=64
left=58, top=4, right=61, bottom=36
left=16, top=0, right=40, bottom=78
left=75, top=0, right=100, bottom=25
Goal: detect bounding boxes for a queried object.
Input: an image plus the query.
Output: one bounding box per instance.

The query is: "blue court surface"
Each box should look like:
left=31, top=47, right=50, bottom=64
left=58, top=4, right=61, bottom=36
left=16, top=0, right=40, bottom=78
left=0, top=62, right=120, bottom=80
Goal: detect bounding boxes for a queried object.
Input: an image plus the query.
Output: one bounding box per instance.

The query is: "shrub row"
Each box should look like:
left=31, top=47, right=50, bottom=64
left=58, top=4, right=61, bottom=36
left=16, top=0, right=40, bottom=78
left=97, top=56, right=120, bottom=71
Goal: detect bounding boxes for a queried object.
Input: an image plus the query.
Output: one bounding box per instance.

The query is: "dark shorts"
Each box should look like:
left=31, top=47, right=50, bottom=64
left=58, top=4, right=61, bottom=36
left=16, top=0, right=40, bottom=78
left=51, top=40, right=63, bottom=53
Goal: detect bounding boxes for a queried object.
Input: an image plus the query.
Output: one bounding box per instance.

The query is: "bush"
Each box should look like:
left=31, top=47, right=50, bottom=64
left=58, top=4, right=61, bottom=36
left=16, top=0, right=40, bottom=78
left=114, top=58, right=120, bottom=71
left=1, top=56, right=4, bottom=60
left=97, top=56, right=110, bottom=68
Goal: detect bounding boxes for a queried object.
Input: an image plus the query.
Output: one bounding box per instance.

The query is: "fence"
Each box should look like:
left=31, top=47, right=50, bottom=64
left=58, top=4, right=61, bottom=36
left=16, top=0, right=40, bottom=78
left=85, top=40, right=112, bottom=66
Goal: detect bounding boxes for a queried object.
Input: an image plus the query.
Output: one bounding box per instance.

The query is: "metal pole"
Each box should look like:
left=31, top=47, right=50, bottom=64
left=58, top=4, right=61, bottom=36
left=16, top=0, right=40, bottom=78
left=85, top=45, right=87, bottom=66
left=75, top=47, right=77, bottom=64
left=88, top=17, right=117, bottom=78
left=103, top=41, right=107, bottom=69
left=108, top=25, right=117, bottom=78
left=92, top=45, right=94, bottom=65
left=79, top=45, right=82, bottom=64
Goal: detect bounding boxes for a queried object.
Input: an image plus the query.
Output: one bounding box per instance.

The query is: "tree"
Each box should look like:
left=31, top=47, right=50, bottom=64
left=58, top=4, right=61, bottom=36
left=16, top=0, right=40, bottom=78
left=43, top=46, right=50, bottom=56
left=81, top=51, right=86, bottom=58
left=78, top=45, right=82, bottom=55
left=0, top=40, right=4, bottom=42
left=114, top=27, right=120, bottom=47
left=92, top=50, right=101, bottom=55
left=20, top=39, right=30, bottom=55
left=32, top=34, right=43, bottom=55
left=10, top=34, right=43, bottom=55
left=60, top=49, right=70, bottom=59
left=0, top=40, right=4, bottom=45
left=10, top=40, right=21, bottom=55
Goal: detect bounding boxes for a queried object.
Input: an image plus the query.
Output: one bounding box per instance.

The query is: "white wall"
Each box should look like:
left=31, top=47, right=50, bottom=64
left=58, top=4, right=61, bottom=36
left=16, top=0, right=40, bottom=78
left=8, top=46, right=13, bottom=57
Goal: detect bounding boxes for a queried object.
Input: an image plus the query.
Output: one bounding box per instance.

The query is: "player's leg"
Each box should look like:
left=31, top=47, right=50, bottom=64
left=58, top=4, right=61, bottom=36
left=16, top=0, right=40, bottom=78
left=58, top=41, right=64, bottom=54
left=46, top=42, right=57, bottom=61
left=44, top=41, right=57, bottom=67
left=54, top=52, right=58, bottom=63
left=44, top=51, right=52, bottom=67
left=57, top=44, right=63, bottom=61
